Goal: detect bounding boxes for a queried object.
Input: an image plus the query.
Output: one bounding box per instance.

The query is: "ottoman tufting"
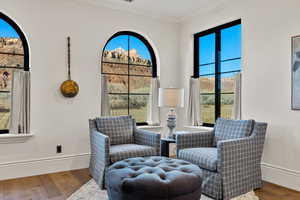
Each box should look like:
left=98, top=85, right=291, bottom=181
left=106, top=156, right=202, bottom=200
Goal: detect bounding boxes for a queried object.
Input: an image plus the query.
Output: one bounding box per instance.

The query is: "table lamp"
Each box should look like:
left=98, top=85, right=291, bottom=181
left=158, top=88, right=184, bottom=138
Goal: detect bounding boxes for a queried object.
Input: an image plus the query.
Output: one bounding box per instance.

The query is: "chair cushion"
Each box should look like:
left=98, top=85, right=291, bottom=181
left=178, top=147, right=218, bottom=171
left=110, top=144, right=156, bottom=163
left=95, top=116, right=134, bottom=145
left=213, top=118, right=254, bottom=146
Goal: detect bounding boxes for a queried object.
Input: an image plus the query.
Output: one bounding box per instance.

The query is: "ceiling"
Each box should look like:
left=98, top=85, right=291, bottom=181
left=78, top=0, right=227, bottom=23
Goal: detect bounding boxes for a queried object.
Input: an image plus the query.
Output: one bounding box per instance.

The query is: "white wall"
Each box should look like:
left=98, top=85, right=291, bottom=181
left=180, top=0, right=300, bottom=191
left=0, top=0, right=180, bottom=180
left=2, top=0, right=300, bottom=192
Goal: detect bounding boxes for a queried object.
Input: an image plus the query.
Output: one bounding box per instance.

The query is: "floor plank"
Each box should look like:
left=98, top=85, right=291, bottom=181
left=70, top=169, right=90, bottom=186
left=38, top=174, right=61, bottom=199
left=256, top=182, right=300, bottom=200
left=49, top=171, right=81, bottom=199
left=20, top=176, right=46, bottom=200
left=0, top=169, right=299, bottom=200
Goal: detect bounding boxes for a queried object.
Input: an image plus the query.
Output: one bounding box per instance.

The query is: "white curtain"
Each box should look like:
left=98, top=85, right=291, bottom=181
left=100, top=74, right=111, bottom=116
left=232, top=73, right=241, bottom=120
left=147, top=78, right=160, bottom=125
left=10, top=71, right=30, bottom=134
left=187, top=78, right=202, bottom=126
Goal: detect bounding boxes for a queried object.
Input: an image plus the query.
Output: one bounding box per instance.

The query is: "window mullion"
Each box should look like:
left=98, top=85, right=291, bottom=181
left=194, top=35, right=200, bottom=78
left=127, top=35, right=130, bottom=116
left=215, top=30, right=221, bottom=121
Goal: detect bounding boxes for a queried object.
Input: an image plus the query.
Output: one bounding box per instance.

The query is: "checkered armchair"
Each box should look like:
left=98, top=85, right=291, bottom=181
left=176, top=118, right=267, bottom=200
left=89, top=115, right=160, bottom=189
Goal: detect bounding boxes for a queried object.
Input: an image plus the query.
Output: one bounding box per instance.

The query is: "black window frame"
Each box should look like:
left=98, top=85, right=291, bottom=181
left=101, top=31, right=157, bottom=126
left=193, top=19, right=241, bottom=127
left=0, top=12, right=30, bottom=134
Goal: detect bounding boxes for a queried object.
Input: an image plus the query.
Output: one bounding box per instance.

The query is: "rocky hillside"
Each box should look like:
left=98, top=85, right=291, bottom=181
left=0, top=38, right=24, bottom=67
left=200, top=76, right=235, bottom=93
left=102, top=48, right=152, bottom=94
left=0, top=38, right=23, bottom=54
left=103, top=47, right=152, bottom=66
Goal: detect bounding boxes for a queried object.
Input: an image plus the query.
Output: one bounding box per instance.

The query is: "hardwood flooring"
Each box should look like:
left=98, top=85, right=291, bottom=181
left=0, top=169, right=91, bottom=200
left=0, top=168, right=299, bottom=200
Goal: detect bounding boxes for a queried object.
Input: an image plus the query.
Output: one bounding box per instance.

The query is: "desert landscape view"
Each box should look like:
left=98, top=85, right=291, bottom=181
left=0, top=38, right=24, bottom=130
left=102, top=47, right=152, bottom=122
left=103, top=47, right=237, bottom=123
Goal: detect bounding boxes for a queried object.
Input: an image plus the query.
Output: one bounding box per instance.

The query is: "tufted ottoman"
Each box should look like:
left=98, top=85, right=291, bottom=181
left=106, top=156, right=202, bottom=200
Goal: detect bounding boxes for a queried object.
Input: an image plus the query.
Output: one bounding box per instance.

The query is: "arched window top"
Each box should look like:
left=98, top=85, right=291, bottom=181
left=102, top=31, right=157, bottom=77
left=0, top=12, right=30, bottom=133
left=0, top=12, right=29, bottom=70
left=101, top=31, right=157, bottom=124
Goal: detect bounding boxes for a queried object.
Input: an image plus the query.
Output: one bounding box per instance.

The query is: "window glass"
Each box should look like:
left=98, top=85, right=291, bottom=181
left=221, top=24, right=241, bottom=60
left=101, top=32, right=156, bottom=124
left=109, top=94, right=128, bottom=117
left=103, top=35, right=128, bottom=64
left=129, top=95, right=149, bottom=122
left=195, top=21, right=241, bottom=125
left=0, top=15, right=28, bottom=132
left=220, top=72, right=238, bottom=119
left=129, top=36, right=152, bottom=66
left=199, top=33, right=215, bottom=66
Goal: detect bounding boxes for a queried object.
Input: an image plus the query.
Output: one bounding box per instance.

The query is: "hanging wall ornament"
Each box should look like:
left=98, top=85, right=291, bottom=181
left=60, top=37, right=79, bottom=98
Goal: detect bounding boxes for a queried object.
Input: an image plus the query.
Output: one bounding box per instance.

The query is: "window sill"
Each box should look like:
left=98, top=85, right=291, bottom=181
left=0, top=133, right=34, bottom=144
left=184, top=126, right=214, bottom=131
left=138, top=125, right=162, bottom=130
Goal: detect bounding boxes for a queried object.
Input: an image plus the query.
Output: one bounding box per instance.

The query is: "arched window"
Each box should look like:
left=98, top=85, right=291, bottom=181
left=101, top=31, right=157, bottom=125
left=0, top=12, right=29, bottom=133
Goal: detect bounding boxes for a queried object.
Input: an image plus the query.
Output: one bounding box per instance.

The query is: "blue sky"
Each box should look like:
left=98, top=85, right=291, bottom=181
left=105, top=35, right=151, bottom=60
left=199, top=24, right=241, bottom=76
left=0, top=19, right=19, bottom=38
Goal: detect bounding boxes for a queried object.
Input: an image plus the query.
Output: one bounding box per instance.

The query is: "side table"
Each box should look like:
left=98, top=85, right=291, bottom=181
left=160, top=138, right=176, bottom=157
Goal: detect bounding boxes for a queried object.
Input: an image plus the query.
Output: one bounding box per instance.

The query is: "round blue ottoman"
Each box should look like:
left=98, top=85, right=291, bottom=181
left=106, top=156, right=202, bottom=200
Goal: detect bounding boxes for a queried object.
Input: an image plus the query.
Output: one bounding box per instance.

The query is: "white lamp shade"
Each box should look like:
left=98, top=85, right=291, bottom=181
left=158, top=88, right=184, bottom=108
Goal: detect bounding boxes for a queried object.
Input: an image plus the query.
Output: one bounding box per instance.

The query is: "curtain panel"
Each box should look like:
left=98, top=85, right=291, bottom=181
left=187, top=78, right=202, bottom=126
left=10, top=71, right=30, bottom=134
left=232, top=73, right=241, bottom=120
left=100, top=74, right=111, bottom=116
left=147, top=78, right=160, bottom=126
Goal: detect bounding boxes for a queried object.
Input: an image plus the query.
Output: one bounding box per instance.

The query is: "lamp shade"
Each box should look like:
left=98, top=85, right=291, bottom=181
left=158, top=88, right=184, bottom=108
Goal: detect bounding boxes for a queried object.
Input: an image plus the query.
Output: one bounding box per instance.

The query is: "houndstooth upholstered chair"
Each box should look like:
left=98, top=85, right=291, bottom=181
left=176, top=118, right=267, bottom=200
left=89, top=115, right=161, bottom=189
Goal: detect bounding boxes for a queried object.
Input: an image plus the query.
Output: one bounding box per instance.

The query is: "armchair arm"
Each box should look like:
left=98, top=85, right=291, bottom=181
left=89, top=130, right=110, bottom=188
left=176, top=131, right=214, bottom=151
left=134, top=128, right=161, bottom=155
left=217, top=136, right=258, bottom=199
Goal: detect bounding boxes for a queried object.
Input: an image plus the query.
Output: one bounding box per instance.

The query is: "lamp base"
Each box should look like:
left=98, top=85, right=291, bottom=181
left=167, top=108, right=176, bottom=139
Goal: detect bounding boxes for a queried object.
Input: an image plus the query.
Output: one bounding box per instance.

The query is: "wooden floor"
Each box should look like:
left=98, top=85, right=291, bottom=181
left=0, top=169, right=91, bottom=200
left=0, top=169, right=300, bottom=200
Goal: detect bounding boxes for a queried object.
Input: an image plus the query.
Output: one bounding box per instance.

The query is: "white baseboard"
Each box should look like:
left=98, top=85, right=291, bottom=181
left=0, top=153, right=90, bottom=181
left=262, top=162, right=300, bottom=192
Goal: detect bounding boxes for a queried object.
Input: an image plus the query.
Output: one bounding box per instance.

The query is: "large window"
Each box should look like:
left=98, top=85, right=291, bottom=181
left=101, top=31, right=157, bottom=125
left=194, top=20, right=241, bottom=126
left=0, top=12, right=29, bottom=133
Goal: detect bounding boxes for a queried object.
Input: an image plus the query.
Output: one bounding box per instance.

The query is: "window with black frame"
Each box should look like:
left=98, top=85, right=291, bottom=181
left=101, top=31, right=157, bottom=125
left=0, top=12, right=29, bottom=134
left=194, top=20, right=241, bottom=126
